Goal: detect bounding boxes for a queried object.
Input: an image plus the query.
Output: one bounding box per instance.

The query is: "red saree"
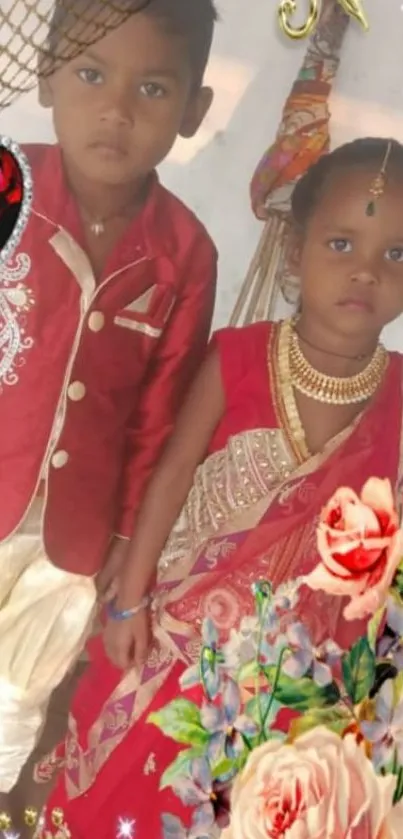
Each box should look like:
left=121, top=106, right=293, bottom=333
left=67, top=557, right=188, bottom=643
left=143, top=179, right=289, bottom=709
left=37, top=322, right=403, bottom=839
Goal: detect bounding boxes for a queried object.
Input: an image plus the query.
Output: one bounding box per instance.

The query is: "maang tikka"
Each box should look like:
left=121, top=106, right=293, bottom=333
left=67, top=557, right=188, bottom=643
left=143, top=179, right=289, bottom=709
left=366, top=140, right=393, bottom=216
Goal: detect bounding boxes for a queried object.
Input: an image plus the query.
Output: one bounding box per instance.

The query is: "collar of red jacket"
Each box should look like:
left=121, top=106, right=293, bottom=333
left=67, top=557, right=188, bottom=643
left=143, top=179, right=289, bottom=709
left=25, top=142, right=177, bottom=262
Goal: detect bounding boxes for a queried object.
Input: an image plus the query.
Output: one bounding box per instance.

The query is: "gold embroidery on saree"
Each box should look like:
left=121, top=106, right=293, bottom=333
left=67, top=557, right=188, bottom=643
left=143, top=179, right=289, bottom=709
left=158, top=426, right=296, bottom=576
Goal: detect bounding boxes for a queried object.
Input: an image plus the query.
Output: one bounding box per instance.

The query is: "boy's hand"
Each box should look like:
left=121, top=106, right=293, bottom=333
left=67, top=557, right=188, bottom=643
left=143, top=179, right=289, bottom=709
left=97, top=537, right=129, bottom=602
left=103, top=607, right=151, bottom=671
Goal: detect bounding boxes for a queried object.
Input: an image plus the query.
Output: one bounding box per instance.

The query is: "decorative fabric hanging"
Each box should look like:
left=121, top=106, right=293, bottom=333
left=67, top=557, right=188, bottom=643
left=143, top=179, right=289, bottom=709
left=0, top=0, right=150, bottom=110
left=230, top=0, right=349, bottom=326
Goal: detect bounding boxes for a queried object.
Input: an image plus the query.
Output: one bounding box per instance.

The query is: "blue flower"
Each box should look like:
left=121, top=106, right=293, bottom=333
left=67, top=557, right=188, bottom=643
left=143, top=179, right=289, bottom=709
left=180, top=619, right=222, bottom=699
left=201, top=679, right=257, bottom=762
left=161, top=809, right=214, bottom=839
left=361, top=678, right=403, bottom=769
left=221, top=616, right=260, bottom=672
left=271, top=579, right=301, bottom=614
left=387, top=595, right=403, bottom=637
left=282, top=622, right=341, bottom=686
left=172, top=758, right=230, bottom=831
left=260, top=633, right=288, bottom=667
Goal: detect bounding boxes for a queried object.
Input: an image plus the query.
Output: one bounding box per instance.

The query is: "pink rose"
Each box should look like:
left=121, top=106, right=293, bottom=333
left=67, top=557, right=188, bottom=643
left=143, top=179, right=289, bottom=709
left=221, top=728, right=401, bottom=839
left=303, top=478, right=402, bottom=621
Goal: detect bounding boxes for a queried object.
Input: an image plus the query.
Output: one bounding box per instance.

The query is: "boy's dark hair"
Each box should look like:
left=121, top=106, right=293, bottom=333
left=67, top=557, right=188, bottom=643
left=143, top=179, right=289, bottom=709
left=45, top=0, right=218, bottom=85
left=145, top=0, right=218, bottom=85
left=291, top=137, right=403, bottom=228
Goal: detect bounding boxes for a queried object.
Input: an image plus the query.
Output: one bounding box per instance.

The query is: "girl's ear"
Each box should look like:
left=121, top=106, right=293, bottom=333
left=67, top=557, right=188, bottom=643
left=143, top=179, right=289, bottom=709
left=286, top=227, right=303, bottom=274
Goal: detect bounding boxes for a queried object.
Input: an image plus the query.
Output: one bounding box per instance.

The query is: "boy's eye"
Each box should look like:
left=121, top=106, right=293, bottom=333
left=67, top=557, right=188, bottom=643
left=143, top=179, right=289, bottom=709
left=139, top=82, right=166, bottom=99
left=328, top=238, right=352, bottom=253
left=77, top=68, right=103, bottom=85
left=386, top=247, right=403, bottom=263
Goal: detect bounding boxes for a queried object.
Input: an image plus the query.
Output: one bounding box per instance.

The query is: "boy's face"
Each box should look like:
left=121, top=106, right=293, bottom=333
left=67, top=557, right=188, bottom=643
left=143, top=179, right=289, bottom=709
left=40, top=12, right=212, bottom=187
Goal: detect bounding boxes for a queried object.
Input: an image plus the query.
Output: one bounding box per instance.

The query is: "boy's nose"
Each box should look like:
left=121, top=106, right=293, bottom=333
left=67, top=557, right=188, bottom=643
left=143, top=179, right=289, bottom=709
left=100, top=89, right=133, bottom=126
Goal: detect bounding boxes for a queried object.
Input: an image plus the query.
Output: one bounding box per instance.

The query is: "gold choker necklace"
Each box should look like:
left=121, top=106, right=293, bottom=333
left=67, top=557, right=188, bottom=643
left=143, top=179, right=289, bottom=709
left=287, top=320, right=388, bottom=405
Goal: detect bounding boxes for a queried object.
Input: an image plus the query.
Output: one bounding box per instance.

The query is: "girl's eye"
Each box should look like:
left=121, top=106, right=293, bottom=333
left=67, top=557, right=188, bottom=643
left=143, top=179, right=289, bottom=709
left=140, top=82, right=166, bottom=98
left=77, top=68, right=103, bottom=85
left=386, top=247, right=403, bottom=263
left=328, top=238, right=352, bottom=253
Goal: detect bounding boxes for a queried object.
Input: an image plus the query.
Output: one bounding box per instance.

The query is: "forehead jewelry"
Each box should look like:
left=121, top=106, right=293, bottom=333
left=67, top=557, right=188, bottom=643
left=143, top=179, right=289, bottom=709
left=366, top=140, right=393, bottom=216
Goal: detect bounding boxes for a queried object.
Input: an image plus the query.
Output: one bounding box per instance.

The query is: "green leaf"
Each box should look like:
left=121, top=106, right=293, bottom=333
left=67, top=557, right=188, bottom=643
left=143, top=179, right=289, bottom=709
left=367, top=606, right=386, bottom=652
left=394, top=671, right=403, bottom=700
left=262, top=667, right=340, bottom=711
left=211, top=756, right=238, bottom=782
left=288, top=705, right=352, bottom=741
left=342, top=637, right=376, bottom=704
left=238, top=660, right=260, bottom=683
left=159, top=746, right=204, bottom=790
left=393, top=767, right=403, bottom=804
left=393, top=568, right=403, bottom=599
left=246, top=694, right=282, bottom=730
left=148, top=698, right=209, bottom=747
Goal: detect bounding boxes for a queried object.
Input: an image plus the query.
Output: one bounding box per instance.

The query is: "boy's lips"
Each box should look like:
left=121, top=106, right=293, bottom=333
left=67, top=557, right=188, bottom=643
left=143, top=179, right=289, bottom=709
left=90, top=139, right=128, bottom=158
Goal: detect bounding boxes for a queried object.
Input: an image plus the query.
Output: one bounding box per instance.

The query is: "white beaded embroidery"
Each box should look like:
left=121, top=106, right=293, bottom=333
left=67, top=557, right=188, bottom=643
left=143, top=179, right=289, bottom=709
left=0, top=135, right=33, bottom=269
left=0, top=251, right=34, bottom=390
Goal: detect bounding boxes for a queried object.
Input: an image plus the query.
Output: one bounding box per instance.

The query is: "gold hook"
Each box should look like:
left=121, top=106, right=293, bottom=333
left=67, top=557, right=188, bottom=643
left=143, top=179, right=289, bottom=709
left=277, top=0, right=321, bottom=40
left=337, top=0, right=368, bottom=29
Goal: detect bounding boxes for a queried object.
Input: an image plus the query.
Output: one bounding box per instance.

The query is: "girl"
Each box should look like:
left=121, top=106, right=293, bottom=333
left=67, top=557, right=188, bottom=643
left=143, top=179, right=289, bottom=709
left=38, top=137, right=403, bottom=837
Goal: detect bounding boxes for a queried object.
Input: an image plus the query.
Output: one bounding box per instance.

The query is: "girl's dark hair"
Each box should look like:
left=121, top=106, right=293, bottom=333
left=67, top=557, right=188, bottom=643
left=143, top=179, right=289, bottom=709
left=46, top=0, right=218, bottom=86
left=291, top=137, right=403, bottom=227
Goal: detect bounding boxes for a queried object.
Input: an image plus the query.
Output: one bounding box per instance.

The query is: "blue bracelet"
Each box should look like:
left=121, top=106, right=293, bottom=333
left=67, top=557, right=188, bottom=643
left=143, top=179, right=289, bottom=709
left=107, top=594, right=151, bottom=622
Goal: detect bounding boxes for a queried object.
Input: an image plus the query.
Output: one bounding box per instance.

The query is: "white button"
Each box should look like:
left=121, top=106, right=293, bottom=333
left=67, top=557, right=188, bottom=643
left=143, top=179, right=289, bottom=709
left=88, top=311, right=105, bottom=332
left=51, top=450, right=69, bottom=469
left=68, top=381, right=86, bottom=401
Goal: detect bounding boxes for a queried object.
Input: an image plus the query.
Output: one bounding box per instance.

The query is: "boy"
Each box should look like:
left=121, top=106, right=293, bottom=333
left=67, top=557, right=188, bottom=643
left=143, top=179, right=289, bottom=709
left=0, top=0, right=217, bottom=803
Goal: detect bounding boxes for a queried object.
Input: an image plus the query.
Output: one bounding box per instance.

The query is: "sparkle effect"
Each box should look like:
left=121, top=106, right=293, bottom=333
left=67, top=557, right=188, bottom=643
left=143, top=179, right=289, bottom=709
left=116, top=817, right=136, bottom=838
left=0, top=136, right=33, bottom=270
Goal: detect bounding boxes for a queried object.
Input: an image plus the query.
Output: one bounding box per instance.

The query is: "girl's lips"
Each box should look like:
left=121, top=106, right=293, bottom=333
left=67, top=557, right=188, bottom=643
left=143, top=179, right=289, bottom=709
left=338, top=298, right=373, bottom=312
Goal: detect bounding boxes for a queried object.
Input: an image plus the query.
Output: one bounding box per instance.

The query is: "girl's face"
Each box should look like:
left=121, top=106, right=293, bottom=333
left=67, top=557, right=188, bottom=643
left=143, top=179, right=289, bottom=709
left=292, top=168, right=403, bottom=342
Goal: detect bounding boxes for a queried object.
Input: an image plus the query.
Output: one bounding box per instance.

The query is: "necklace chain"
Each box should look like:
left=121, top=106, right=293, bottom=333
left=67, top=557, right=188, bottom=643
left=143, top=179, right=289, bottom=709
left=288, top=319, right=388, bottom=405
left=277, top=319, right=310, bottom=461
left=81, top=198, right=139, bottom=236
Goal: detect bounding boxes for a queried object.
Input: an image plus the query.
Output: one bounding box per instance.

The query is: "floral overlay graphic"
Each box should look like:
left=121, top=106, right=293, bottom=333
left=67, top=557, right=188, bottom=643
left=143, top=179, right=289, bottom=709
left=0, top=806, right=70, bottom=838
left=150, top=478, right=403, bottom=838
left=0, top=137, right=33, bottom=270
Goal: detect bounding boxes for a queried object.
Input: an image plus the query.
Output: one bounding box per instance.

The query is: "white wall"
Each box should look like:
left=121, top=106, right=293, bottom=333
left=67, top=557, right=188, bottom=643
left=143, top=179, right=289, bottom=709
left=3, top=0, right=403, bottom=345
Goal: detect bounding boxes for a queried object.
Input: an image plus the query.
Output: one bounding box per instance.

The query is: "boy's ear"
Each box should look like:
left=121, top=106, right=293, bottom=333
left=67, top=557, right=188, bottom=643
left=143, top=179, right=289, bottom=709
left=38, top=77, right=53, bottom=108
left=37, top=51, right=54, bottom=108
left=179, top=86, right=213, bottom=139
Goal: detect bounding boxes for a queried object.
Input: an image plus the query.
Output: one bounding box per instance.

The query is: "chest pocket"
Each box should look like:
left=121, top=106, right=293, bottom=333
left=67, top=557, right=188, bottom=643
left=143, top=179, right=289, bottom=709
left=85, top=283, right=176, bottom=397
left=114, top=284, right=176, bottom=339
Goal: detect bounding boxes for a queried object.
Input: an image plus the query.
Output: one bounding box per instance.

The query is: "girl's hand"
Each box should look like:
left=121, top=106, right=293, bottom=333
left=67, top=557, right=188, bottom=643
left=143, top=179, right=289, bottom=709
left=103, top=606, right=151, bottom=671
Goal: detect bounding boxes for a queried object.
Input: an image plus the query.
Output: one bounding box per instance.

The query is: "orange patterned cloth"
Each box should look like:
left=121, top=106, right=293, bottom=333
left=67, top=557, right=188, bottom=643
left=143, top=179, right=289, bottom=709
left=250, top=1, right=349, bottom=219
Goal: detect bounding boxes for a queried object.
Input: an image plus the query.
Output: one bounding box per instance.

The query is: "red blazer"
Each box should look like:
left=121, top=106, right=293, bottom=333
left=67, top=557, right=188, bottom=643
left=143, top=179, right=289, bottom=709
left=0, top=144, right=217, bottom=575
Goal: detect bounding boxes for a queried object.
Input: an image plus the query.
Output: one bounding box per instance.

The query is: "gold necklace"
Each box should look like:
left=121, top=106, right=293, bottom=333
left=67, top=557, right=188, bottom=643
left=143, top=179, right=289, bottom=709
left=82, top=207, right=131, bottom=236
left=80, top=195, right=142, bottom=236
left=288, top=320, right=388, bottom=405
left=277, top=320, right=310, bottom=461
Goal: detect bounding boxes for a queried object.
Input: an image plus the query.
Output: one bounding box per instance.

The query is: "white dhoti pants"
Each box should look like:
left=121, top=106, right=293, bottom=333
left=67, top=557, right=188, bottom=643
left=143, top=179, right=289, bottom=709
left=0, top=500, right=97, bottom=793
